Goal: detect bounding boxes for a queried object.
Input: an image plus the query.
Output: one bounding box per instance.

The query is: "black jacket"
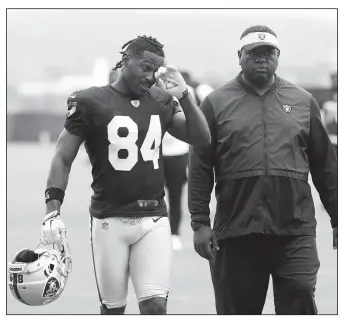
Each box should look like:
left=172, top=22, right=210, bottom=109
left=189, top=74, right=337, bottom=240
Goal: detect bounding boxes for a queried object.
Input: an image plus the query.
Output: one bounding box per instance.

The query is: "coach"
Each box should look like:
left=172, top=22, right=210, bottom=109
left=188, top=25, right=337, bottom=314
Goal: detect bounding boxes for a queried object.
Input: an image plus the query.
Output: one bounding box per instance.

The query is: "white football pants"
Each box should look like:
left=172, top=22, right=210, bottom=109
left=90, top=215, right=173, bottom=309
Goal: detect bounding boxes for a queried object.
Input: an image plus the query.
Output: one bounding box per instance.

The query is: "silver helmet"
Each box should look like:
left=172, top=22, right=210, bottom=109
left=8, top=244, right=72, bottom=306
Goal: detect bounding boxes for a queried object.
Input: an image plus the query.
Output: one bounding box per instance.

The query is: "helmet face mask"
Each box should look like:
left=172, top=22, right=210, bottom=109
left=8, top=245, right=72, bottom=306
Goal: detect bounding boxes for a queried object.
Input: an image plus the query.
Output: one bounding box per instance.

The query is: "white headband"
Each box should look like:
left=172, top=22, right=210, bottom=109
left=240, top=32, right=279, bottom=50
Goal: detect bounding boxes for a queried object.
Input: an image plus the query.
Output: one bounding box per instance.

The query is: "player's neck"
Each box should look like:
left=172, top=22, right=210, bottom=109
left=111, top=78, right=139, bottom=100
left=111, top=78, right=129, bottom=95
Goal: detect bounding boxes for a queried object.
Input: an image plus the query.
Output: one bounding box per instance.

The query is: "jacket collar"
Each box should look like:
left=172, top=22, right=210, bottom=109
left=236, top=72, right=280, bottom=96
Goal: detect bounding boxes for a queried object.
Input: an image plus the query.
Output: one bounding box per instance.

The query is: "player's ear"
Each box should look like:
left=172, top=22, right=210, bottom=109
left=121, top=56, right=129, bottom=71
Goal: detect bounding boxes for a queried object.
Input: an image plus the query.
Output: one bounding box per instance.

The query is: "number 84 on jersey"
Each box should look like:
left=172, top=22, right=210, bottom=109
left=108, top=115, right=162, bottom=171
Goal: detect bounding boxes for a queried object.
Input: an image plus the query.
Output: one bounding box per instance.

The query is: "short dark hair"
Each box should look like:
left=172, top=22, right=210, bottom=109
left=240, top=25, right=277, bottom=40
left=113, top=35, right=164, bottom=71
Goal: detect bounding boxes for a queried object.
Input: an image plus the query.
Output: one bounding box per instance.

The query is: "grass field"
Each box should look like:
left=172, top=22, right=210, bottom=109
left=7, top=143, right=338, bottom=314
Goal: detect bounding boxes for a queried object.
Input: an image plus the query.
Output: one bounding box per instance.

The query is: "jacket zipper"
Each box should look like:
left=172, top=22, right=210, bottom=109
left=262, top=96, right=268, bottom=234
left=262, top=97, right=268, bottom=175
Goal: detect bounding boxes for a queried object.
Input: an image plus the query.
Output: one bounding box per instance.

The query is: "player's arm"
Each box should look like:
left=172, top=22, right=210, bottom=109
left=155, top=65, right=211, bottom=145
left=167, top=93, right=211, bottom=145
left=188, top=98, right=219, bottom=261
left=45, top=129, right=83, bottom=215
left=307, top=96, right=337, bottom=248
left=41, top=92, right=87, bottom=249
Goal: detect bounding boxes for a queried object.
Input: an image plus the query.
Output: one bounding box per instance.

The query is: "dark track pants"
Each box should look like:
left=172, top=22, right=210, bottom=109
left=210, top=234, right=320, bottom=315
left=163, top=154, right=188, bottom=235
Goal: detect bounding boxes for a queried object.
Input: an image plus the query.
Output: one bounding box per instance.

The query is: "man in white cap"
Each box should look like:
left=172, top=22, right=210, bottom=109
left=189, top=25, right=337, bottom=314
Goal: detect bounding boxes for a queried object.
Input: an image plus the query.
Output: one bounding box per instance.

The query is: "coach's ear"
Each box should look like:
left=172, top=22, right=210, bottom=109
left=238, top=50, right=242, bottom=65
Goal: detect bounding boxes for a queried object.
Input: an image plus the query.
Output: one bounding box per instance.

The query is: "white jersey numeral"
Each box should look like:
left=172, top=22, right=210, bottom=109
left=140, top=115, right=162, bottom=169
left=107, top=115, right=162, bottom=171
left=108, top=116, right=138, bottom=171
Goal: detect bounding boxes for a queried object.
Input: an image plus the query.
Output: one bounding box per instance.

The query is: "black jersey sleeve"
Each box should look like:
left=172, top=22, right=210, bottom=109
left=64, top=92, right=90, bottom=139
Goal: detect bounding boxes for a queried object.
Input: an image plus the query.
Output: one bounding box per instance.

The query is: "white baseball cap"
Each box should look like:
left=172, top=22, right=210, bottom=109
left=240, top=26, right=279, bottom=51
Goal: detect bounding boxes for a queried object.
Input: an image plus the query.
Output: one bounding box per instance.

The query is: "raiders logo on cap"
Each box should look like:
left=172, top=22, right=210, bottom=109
left=258, top=33, right=266, bottom=40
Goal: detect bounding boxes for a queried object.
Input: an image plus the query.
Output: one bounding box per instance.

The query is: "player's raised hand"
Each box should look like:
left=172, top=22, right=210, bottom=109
left=193, top=225, right=219, bottom=263
left=333, top=226, right=338, bottom=250
left=155, top=65, right=188, bottom=100
left=40, top=211, right=67, bottom=252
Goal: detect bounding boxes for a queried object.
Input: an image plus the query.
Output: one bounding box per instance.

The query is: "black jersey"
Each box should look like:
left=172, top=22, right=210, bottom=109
left=64, top=85, right=181, bottom=219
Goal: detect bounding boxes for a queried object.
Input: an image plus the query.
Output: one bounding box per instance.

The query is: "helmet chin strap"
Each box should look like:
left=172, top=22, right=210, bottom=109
left=57, top=253, right=72, bottom=277
left=35, top=241, right=43, bottom=250
left=56, top=241, right=72, bottom=277
left=52, top=242, right=64, bottom=254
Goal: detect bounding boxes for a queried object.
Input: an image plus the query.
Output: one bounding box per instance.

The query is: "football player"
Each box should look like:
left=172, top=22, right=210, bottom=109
left=40, top=35, right=210, bottom=315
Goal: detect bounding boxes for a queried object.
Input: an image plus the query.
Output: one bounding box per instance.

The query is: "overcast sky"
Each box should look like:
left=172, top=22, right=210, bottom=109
left=7, top=9, right=337, bottom=87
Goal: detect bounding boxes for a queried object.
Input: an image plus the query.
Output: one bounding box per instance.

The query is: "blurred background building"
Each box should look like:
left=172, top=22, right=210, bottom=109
left=7, top=9, right=337, bottom=142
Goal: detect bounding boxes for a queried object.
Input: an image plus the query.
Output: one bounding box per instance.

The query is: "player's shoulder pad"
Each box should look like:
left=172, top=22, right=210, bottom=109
left=67, top=86, right=106, bottom=116
left=67, top=86, right=104, bottom=104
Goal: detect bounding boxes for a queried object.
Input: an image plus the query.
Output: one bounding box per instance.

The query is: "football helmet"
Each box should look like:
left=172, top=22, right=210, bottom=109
left=8, top=243, right=72, bottom=306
